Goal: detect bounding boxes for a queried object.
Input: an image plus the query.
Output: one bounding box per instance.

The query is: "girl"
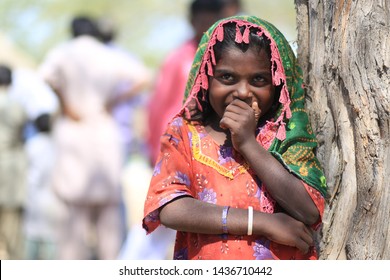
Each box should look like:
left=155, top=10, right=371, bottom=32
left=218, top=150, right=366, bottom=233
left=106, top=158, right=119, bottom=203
left=143, top=16, right=327, bottom=260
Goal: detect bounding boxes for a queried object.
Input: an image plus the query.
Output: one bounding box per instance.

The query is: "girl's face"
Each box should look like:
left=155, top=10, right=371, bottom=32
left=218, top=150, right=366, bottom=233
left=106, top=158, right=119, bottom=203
left=208, top=46, right=275, bottom=124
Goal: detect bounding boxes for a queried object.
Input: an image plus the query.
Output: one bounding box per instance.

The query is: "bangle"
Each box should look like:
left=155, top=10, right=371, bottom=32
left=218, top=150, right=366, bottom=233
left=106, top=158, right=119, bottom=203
left=222, top=206, right=230, bottom=235
left=247, top=206, right=253, bottom=236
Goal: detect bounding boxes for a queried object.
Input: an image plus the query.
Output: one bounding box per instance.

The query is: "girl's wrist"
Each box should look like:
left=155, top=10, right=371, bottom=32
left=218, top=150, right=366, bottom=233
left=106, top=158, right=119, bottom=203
left=236, top=136, right=259, bottom=157
left=252, top=211, right=270, bottom=237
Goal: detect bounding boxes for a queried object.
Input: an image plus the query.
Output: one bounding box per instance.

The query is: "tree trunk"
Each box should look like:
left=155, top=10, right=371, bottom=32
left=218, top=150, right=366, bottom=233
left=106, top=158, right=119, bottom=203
left=294, top=0, right=390, bottom=259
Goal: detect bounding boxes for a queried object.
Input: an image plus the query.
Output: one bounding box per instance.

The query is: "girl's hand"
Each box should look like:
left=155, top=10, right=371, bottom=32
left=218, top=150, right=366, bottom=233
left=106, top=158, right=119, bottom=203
left=261, top=212, right=314, bottom=254
left=220, top=98, right=259, bottom=151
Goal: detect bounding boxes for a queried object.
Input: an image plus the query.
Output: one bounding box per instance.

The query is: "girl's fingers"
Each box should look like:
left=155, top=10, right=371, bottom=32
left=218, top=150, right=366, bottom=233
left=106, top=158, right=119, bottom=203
left=252, top=101, right=260, bottom=122
left=296, top=238, right=310, bottom=254
left=301, top=230, right=314, bottom=247
left=219, top=115, right=238, bottom=130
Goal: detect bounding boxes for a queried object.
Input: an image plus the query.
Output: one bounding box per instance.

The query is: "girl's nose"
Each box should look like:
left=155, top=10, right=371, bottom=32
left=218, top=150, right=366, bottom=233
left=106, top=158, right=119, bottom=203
left=233, top=82, right=252, bottom=100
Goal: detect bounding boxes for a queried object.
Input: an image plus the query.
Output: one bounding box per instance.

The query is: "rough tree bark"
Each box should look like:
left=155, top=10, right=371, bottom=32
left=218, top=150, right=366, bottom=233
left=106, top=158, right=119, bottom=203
left=294, top=0, right=390, bottom=259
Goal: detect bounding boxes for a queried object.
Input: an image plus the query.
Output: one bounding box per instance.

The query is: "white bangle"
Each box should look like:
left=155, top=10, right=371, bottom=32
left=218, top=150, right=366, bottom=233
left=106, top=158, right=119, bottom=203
left=247, top=206, right=253, bottom=236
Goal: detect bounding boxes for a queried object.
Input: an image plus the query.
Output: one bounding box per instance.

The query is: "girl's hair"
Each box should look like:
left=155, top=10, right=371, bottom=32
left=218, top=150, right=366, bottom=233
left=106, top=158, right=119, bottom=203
left=213, top=22, right=272, bottom=62
left=186, top=22, right=281, bottom=125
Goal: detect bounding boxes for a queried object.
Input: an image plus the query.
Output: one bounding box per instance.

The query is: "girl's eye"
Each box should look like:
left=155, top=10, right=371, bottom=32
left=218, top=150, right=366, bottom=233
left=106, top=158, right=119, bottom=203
left=253, top=76, right=266, bottom=83
left=215, top=72, right=235, bottom=84
left=221, top=73, right=233, bottom=81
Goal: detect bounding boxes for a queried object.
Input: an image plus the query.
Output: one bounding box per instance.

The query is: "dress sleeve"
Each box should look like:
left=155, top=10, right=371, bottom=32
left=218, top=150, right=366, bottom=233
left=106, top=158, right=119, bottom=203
left=143, top=118, right=194, bottom=234
left=302, top=181, right=325, bottom=230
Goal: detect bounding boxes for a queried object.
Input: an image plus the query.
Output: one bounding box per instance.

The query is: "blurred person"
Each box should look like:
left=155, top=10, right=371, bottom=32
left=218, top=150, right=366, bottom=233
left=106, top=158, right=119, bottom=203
left=146, top=0, right=226, bottom=166
left=8, top=68, right=59, bottom=141
left=23, top=113, right=67, bottom=260
left=0, top=64, right=28, bottom=259
left=96, top=18, right=168, bottom=260
left=39, top=16, right=138, bottom=259
left=7, top=67, right=61, bottom=260
left=221, top=0, right=243, bottom=17
left=97, top=17, right=151, bottom=160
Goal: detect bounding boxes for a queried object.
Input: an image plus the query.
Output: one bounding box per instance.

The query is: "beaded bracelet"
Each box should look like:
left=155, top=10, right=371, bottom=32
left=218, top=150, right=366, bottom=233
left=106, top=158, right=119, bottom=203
left=222, top=206, right=230, bottom=235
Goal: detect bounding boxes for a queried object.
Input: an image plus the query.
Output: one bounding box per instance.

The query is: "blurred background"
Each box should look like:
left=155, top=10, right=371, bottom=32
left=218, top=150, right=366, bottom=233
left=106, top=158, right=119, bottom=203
left=0, top=0, right=297, bottom=260
left=0, top=0, right=296, bottom=70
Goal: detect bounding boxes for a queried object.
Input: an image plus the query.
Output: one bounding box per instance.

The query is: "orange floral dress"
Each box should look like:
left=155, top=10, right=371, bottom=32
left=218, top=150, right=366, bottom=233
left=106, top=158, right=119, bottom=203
left=143, top=117, right=325, bottom=260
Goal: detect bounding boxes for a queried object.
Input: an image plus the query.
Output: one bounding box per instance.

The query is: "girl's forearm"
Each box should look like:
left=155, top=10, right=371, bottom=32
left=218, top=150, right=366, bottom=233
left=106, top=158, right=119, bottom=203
left=159, top=196, right=314, bottom=253
left=238, top=138, right=319, bottom=225
left=160, top=196, right=258, bottom=236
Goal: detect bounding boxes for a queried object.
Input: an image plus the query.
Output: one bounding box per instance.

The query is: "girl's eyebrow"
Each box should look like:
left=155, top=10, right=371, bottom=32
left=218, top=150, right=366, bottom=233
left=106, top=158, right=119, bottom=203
left=214, top=68, right=271, bottom=76
left=214, top=68, right=232, bottom=73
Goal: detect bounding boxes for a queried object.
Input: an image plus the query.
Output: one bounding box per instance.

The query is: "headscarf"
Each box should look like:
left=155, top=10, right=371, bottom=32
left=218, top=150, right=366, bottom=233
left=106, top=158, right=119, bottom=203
left=180, top=15, right=327, bottom=197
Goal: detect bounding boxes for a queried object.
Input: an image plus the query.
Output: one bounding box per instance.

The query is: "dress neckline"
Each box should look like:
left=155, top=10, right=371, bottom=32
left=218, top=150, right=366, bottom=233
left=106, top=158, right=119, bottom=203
left=188, top=122, right=249, bottom=179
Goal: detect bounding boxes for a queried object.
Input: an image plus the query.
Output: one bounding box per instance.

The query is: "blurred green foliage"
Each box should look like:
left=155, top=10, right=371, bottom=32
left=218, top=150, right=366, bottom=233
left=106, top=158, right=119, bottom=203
left=0, top=0, right=296, bottom=70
